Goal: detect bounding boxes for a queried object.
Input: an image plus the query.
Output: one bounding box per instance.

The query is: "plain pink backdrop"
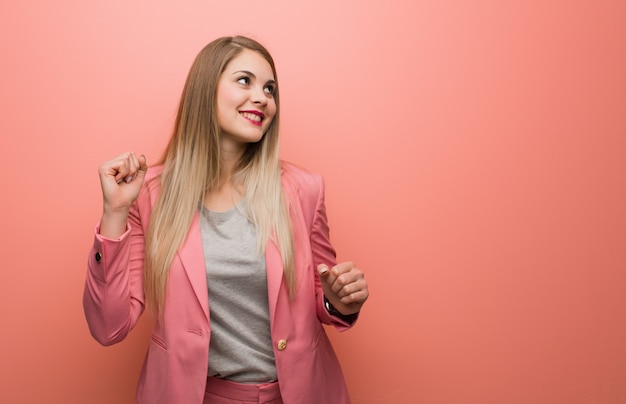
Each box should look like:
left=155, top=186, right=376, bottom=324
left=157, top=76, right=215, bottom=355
left=1, top=1, right=625, bottom=403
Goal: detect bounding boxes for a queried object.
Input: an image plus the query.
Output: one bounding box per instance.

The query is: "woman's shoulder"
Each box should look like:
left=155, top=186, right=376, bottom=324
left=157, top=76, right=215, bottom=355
left=135, top=164, right=164, bottom=205
left=280, top=161, right=323, bottom=190
left=144, top=164, right=164, bottom=182
left=280, top=161, right=326, bottom=210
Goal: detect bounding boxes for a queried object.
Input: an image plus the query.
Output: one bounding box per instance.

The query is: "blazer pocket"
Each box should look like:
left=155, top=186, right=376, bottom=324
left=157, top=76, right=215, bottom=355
left=150, top=334, right=167, bottom=351
left=187, top=329, right=203, bottom=336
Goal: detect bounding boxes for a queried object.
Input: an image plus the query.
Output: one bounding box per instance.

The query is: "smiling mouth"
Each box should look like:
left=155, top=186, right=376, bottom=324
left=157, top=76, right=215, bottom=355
left=240, top=111, right=264, bottom=125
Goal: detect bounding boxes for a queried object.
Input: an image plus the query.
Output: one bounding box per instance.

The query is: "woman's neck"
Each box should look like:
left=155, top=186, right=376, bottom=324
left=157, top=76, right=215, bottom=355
left=204, top=148, right=244, bottom=212
left=204, top=179, right=242, bottom=212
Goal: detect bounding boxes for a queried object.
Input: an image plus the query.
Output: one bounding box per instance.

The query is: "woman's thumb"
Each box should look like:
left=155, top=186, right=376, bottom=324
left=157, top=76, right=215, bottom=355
left=132, top=154, right=148, bottom=182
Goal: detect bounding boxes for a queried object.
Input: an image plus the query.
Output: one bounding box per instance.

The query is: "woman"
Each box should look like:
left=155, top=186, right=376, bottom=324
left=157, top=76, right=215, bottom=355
left=83, top=36, right=368, bottom=404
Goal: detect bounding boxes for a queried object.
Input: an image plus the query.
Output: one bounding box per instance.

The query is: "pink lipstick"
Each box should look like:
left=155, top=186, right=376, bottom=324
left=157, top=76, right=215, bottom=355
left=239, top=110, right=265, bottom=126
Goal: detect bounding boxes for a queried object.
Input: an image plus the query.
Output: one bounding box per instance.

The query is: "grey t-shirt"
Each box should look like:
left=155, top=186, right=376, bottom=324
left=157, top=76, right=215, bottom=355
left=199, top=204, right=277, bottom=383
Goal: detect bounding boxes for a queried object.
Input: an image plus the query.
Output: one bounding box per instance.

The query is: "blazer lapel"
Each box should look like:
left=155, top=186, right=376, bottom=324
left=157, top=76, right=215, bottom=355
left=265, top=239, right=284, bottom=321
left=266, top=172, right=304, bottom=324
left=176, top=211, right=288, bottom=325
left=177, top=213, right=210, bottom=322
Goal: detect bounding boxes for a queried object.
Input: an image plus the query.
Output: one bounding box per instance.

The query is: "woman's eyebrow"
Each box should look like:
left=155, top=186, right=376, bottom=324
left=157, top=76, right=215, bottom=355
left=232, top=70, right=255, bottom=77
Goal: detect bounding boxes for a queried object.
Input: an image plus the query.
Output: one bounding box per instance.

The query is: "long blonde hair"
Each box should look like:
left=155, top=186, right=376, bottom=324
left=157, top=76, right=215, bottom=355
left=144, top=36, right=295, bottom=316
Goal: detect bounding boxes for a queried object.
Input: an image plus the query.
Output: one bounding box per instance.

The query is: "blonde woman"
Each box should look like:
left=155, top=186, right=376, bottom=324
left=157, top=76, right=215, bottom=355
left=83, top=36, right=368, bottom=404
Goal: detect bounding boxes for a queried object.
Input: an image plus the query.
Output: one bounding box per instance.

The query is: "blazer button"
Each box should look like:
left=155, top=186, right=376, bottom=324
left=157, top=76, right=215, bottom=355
left=277, top=339, right=287, bottom=351
left=95, top=252, right=102, bottom=263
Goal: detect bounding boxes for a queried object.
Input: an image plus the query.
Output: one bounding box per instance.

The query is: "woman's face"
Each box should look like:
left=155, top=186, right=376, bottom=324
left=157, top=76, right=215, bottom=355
left=216, top=49, right=277, bottom=151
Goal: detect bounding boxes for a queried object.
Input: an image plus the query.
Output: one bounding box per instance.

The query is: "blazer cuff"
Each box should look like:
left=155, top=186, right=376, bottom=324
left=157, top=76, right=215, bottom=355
left=94, top=222, right=132, bottom=242
left=89, top=222, right=132, bottom=283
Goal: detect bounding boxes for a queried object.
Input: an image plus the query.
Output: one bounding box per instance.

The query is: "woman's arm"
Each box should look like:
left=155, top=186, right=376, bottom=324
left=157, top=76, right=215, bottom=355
left=83, top=153, right=148, bottom=345
left=308, top=173, right=368, bottom=328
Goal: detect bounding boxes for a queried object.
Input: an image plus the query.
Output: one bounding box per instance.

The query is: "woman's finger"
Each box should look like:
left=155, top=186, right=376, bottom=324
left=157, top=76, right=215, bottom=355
left=337, top=278, right=367, bottom=298
left=340, top=289, right=369, bottom=305
left=126, top=152, right=142, bottom=183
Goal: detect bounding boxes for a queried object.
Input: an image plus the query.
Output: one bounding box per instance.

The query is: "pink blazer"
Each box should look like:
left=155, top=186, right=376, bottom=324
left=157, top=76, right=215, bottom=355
left=83, top=162, right=356, bottom=404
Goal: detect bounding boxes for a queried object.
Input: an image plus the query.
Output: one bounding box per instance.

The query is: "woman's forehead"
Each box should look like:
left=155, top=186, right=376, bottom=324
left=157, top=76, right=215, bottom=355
left=224, top=49, right=275, bottom=80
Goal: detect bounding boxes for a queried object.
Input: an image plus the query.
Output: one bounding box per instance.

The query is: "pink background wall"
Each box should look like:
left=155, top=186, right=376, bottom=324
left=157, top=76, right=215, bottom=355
left=1, top=1, right=625, bottom=403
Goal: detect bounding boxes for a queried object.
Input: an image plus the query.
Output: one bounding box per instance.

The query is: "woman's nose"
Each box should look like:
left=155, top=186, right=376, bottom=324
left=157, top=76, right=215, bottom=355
left=251, top=86, right=268, bottom=105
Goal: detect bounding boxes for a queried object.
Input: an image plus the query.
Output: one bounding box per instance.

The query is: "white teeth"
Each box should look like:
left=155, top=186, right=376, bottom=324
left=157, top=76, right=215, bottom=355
left=241, top=112, right=262, bottom=122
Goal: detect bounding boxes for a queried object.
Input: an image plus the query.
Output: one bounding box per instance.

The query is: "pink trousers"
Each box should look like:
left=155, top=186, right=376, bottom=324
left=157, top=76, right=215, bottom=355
left=204, top=377, right=283, bottom=404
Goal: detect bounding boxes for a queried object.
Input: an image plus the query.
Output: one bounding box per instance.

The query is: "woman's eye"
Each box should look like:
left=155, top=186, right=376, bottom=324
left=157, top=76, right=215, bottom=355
left=237, top=77, right=249, bottom=85
left=264, top=85, right=275, bottom=95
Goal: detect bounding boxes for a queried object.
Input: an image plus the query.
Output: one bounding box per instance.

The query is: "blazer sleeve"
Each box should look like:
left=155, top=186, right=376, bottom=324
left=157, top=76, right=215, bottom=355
left=307, top=173, right=359, bottom=331
left=82, top=193, right=147, bottom=346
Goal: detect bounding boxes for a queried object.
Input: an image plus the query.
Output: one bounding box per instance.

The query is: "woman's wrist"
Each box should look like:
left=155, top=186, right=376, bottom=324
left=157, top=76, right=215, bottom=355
left=324, top=296, right=358, bottom=323
left=99, top=209, right=129, bottom=239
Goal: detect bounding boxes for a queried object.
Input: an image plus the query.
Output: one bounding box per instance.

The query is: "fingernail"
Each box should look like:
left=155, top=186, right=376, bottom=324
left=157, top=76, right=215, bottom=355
left=125, top=175, right=134, bottom=183
left=318, top=265, right=329, bottom=275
